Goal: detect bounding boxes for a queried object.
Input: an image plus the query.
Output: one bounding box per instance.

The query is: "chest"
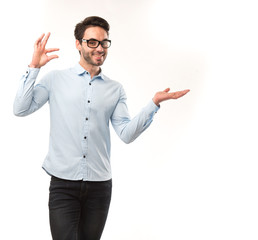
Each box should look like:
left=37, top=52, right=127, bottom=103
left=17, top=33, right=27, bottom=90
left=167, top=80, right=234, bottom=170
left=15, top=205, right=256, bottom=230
left=49, top=77, right=120, bottom=117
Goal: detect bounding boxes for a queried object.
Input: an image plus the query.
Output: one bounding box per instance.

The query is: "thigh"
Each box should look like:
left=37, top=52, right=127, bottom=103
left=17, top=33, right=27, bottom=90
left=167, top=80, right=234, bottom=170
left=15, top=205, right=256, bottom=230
left=48, top=176, right=81, bottom=240
left=78, top=180, right=112, bottom=240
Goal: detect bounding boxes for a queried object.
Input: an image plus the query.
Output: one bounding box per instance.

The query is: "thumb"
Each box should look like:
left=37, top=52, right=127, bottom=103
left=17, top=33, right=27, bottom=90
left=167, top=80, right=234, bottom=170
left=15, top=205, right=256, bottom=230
left=163, top=88, right=170, bottom=93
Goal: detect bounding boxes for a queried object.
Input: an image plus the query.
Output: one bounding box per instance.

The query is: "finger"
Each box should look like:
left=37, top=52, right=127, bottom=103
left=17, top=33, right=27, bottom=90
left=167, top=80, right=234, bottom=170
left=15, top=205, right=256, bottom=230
left=42, top=32, right=51, bottom=48
left=172, top=89, right=190, bottom=98
left=46, top=48, right=60, bottom=53
left=166, top=90, right=188, bottom=99
left=183, top=89, right=190, bottom=94
left=163, top=88, right=170, bottom=93
left=179, top=89, right=190, bottom=94
left=48, top=55, right=59, bottom=61
left=35, top=33, right=45, bottom=46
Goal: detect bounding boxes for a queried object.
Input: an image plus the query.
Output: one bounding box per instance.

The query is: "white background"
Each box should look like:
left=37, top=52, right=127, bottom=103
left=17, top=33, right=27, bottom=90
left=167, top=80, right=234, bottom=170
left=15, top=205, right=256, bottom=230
left=1, top=0, right=258, bottom=239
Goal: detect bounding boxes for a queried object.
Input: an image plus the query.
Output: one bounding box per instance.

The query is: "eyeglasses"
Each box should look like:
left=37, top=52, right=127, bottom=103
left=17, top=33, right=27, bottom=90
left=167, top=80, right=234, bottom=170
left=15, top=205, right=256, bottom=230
left=82, top=38, right=111, bottom=49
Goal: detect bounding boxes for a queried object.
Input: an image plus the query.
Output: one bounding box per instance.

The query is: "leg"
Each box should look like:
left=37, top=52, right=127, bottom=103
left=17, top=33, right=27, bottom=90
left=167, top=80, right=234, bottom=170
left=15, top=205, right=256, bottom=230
left=78, top=180, right=112, bottom=240
left=48, top=176, right=81, bottom=240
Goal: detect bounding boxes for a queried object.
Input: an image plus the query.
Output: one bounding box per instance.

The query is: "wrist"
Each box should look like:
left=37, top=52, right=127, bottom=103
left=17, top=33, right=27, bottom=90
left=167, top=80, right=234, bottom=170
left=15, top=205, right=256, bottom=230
left=29, top=61, right=41, bottom=68
left=152, top=97, right=160, bottom=107
left=29, top=64, right=40, bottom=68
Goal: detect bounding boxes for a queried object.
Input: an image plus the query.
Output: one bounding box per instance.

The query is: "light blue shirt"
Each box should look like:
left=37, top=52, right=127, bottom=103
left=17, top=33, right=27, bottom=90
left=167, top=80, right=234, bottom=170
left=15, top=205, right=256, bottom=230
left=13, top=63, right=159, bottom=181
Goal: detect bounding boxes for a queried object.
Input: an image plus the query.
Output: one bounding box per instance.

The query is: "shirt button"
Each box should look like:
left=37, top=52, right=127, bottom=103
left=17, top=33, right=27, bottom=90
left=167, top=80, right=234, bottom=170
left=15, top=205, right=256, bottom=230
left=86, top=118, right=88, bottom=121
left=89, top=83, right=91, bottom=85
left=84, top=136, right=87, bottom=139
left=88, top=100, right=90, bottom=103
left=83, top=155, right=86, bottom=158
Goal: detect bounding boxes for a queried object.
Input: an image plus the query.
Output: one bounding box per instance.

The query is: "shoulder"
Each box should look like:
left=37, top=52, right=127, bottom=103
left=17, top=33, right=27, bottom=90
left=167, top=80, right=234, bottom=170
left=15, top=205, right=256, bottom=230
left=39, top=68, right=75, bottom=90
left=42, top=67, right=75, bottom=81
left=49, top=67, right=73, bottom=76
left=102, top=74, right=123, bottom=88
left=101, top=74, right=127, bottom=99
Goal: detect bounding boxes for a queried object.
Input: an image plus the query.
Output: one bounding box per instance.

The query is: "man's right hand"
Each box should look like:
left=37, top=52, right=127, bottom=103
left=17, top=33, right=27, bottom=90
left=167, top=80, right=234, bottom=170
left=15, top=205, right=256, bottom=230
left=29, top=33, right=59, bottom=68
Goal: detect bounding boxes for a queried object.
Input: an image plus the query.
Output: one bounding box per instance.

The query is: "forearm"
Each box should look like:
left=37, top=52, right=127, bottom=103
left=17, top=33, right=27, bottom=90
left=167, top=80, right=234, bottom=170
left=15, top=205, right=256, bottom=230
left=13, top=68, right=41, bottom=116
left=113, top=100, right=159, bottom=144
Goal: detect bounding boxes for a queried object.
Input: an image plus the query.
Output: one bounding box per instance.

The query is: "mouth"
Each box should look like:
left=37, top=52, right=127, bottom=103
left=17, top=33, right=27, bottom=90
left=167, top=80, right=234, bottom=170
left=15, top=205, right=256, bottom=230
left=94, top=54, right=105, bottom=62
left=93, top=51, right=104, bottom=55
left=91, top=51, right=106, bottom=64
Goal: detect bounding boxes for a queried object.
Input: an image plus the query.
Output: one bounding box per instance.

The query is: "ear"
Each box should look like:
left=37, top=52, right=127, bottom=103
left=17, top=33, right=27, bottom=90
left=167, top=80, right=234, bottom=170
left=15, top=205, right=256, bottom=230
left=75, top=39, right=82, bottom=52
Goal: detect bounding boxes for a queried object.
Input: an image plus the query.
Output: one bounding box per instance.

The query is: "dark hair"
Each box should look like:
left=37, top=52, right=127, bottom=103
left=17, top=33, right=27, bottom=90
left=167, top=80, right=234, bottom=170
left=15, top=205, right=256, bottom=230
left=74, top=16, right=110, bottom=44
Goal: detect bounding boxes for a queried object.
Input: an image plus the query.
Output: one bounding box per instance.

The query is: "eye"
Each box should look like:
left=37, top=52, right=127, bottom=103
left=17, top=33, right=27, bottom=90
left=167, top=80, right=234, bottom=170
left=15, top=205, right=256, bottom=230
left=101, top=40, right=111, bottom=48
left=88, top=40, right=98, bottom=47
left=102, top=41, right=108, bottom=47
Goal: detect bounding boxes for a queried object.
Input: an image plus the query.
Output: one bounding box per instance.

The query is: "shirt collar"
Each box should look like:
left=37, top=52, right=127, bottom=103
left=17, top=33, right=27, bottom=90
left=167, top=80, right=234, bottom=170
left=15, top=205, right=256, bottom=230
left=73, top=63, right=105, bottom=80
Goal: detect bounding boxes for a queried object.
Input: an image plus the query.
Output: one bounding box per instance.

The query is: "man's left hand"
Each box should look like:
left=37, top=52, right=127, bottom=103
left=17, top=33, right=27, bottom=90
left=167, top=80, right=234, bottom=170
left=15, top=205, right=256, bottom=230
left=152, top=88, right=190, bottom=106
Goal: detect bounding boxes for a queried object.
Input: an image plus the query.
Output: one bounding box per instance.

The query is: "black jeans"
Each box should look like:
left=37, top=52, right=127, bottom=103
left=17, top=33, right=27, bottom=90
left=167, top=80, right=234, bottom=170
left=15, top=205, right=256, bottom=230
left=49, top=176, right=112, bottom=240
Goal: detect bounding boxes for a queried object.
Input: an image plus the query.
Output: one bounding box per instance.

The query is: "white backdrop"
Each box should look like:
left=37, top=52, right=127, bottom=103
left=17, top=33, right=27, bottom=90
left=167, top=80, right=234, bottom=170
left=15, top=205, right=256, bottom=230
left=1, top=0, right=258, bottom=239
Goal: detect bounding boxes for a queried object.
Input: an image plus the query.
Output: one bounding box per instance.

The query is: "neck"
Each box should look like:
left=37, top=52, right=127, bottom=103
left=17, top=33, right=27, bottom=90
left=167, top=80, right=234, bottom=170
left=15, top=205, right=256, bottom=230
left=79, top=59, right=101, bottom=78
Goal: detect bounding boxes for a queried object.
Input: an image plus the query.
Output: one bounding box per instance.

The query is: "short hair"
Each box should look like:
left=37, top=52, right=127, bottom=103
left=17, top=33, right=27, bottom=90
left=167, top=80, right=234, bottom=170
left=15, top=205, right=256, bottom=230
left=74, top=16, right=110, bottom=44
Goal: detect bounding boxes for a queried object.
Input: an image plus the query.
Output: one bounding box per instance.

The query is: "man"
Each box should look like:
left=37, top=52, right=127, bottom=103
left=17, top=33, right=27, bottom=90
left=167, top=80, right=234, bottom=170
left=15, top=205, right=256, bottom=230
left=13, top=16, right=189, bottom=240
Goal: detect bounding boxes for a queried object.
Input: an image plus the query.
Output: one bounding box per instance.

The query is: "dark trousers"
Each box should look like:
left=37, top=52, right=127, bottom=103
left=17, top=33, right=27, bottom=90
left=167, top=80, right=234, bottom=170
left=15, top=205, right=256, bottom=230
left=49, top=176, right=112, bottom=240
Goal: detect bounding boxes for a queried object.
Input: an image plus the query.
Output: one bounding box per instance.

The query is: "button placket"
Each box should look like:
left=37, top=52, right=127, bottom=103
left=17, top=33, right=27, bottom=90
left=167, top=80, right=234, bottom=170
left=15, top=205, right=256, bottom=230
left=81, top=73, right=94, bottom=180
left=81, top=74, right=92, bottom=178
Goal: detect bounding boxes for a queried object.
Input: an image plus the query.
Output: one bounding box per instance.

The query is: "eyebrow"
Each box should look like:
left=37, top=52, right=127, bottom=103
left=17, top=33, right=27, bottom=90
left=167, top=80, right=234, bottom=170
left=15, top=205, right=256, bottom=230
left=88, top=38, right=110, bottom=41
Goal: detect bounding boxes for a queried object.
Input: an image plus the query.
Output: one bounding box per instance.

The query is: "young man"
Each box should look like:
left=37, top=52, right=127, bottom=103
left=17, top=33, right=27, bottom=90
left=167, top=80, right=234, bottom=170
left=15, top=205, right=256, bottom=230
left=13, top=16, right=189, bottom=240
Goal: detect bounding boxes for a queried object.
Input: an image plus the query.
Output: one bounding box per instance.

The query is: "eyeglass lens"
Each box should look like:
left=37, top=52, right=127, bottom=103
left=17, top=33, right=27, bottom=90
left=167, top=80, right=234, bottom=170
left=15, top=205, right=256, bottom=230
left=87, top=40, right=110, bottom=48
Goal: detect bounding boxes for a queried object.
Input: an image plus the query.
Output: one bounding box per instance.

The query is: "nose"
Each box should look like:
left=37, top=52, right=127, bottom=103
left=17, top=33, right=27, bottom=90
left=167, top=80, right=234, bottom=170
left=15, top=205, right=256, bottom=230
left=96, top=43, right=104, bottom=52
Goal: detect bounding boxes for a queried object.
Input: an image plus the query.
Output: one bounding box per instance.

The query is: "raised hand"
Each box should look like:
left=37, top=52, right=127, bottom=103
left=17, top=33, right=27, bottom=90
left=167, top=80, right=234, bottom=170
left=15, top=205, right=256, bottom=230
left=29, top=33, right=59, bottom=68
left=152, top=88, right=190, bottom=106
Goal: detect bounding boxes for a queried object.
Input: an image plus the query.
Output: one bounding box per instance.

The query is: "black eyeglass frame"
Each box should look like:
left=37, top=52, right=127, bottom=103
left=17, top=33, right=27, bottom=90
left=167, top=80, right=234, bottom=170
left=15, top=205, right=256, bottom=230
left=81, top=38, right=112, bottom=49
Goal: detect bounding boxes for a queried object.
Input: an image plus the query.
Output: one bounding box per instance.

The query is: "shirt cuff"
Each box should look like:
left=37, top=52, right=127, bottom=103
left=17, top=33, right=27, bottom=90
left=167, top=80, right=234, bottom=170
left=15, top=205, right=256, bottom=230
left=23, top=67, right=41, bottom=78
left=145, top=99, right=160, bottom=115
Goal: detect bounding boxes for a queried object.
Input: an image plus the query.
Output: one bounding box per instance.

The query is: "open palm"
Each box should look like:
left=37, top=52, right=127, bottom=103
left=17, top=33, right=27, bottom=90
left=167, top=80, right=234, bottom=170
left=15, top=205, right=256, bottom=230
left=153, top=88, right=190, bottom=106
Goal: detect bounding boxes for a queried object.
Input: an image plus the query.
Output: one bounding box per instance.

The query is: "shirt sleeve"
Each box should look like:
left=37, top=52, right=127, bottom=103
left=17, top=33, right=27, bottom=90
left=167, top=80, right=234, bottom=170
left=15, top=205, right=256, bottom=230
left=13, top=68, right=49, bottom=116
left=111, top=85, right=160, bottom=144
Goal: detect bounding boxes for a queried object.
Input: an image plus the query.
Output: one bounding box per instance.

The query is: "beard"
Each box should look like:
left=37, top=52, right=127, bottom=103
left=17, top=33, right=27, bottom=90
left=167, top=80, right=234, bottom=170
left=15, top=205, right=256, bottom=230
left=81, top=47, right=107, bottom=67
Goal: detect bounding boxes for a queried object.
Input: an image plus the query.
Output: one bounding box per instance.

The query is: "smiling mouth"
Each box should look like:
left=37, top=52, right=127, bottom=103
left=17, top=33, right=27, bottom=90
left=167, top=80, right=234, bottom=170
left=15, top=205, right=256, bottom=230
left=94, top=54, right=105, bottom=61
